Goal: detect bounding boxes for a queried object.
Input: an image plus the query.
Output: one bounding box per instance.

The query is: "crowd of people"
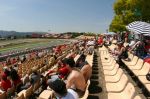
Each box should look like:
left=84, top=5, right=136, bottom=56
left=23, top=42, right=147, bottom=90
left=98, top=33, right=150, bottom=59
left=0, top=39, right=95, bottom=99
left=0, top=33, right=149, bottom=98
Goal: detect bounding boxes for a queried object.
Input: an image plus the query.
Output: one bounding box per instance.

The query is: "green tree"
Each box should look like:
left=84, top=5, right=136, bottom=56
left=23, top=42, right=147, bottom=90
left=109, top=15, right=126, bottom=32
left=109, top=0, right=150, bottom=33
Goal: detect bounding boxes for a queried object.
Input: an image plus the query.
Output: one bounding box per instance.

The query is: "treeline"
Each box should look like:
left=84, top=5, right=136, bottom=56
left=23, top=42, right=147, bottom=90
left=109, top=0, right=150, bottom=32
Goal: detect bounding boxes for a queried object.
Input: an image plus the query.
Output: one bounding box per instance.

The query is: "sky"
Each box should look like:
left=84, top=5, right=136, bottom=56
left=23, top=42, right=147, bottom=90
left=0, top=0, right=115, bottom=33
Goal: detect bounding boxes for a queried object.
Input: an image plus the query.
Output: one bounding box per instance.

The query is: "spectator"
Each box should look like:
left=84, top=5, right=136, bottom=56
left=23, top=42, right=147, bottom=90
left=30, top=67, right=40, bottom=85
left=130, top=41, right=147, bottom=59
left=21, top=55, right=26, bottom=63
left=48, top=54, right=56, bottom=65
left=0, top=73, right=11, bottom=91
left=2, top=66, right=10, bottom=77
left=9, top=66, right=22, bottom=88
left=97, top=36, right=103, bottom=46
left=20, top=70, right=32, bottom=90
left=6, top=57, right=11, bottom=65
left=117, top=43, right=129, bottom=66
left=47, top=79, right=79, bottom=99
left=65, top=57, right=86, bottom=97
left=47, top=58, right=69, bottom=80
left=77, top=54, right=92, bottom=82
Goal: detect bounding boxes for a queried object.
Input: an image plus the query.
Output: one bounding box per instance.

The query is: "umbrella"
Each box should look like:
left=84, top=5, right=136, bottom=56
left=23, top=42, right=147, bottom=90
left=126, top=21, right=150, bottom=34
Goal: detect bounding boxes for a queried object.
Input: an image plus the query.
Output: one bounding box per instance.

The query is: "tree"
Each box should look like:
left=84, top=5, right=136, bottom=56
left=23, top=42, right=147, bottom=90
left=109, top=15, right=126, bottom=32
left=109, top=0, right=150, bottom=33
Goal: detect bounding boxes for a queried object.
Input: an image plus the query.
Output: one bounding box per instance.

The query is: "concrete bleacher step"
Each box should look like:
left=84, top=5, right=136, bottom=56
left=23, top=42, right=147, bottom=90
left=88, top=49, right=105, bottom=99
left=99, top=46, right=148, bottom=99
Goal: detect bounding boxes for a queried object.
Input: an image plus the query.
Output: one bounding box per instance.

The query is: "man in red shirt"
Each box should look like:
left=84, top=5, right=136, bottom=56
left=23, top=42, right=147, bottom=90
left=0, top=73, right=11, bottom=91
left=47, top=59, right=70, bottom=79
left=98, top=36, right=103, bottom=46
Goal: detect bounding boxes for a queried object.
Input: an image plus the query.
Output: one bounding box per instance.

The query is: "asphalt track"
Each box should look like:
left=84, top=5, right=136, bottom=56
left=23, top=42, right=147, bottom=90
left=0, top=39, right=74, bottom=55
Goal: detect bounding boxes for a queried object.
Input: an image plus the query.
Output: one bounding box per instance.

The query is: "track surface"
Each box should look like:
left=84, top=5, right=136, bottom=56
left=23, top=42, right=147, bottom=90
left=0, top=39, right=74, bottom=55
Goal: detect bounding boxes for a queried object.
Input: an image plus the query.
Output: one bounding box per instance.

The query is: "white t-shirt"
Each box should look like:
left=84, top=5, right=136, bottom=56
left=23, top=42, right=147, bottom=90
left=56, top=89, right=79, bottom=99
left=87, top=40, right=95, bottom=46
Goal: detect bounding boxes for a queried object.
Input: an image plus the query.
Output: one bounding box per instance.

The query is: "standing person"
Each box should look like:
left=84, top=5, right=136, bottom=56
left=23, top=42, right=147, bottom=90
left=65, top=57, right=86, bottom=97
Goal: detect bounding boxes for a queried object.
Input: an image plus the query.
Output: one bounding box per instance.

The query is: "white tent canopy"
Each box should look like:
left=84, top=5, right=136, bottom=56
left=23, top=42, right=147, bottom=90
left=103, top=32, right=115, bottom=35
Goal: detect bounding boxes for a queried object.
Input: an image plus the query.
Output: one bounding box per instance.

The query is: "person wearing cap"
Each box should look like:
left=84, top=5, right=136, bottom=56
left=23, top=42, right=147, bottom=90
left=65, top=57, right=86, bottom=97
left=47, top=79, right=79, bottom=99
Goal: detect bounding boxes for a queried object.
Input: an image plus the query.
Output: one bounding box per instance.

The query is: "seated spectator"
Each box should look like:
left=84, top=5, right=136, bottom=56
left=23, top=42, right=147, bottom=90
left=48, top=54, right=56, bottom=65
left=0, top=73, right=11, bottom=91
left=2, top=66, right=10, bottom=77
left=81, top=63, right=92, bottom=82
left=129, top=38, right=136, bottom=48
left=144, top=40, right=150, bottom=54
left=6, top=57, right=11, bottom=65
left=130, top=41, right=147, bottom=59
left=47, top=78, right=79, bottom=99
left=58, top=66, right=69, bottom=79
left=13, top=64, right=18, bottom=71
left=40, top=75, right=48, bottom=90
left=117, top=43, right=129, bottom=66
left=20, top=70, right=33, bottom=90
left=65, top=57, right=86, bottom=97
left=76, top=54, right=88, bottom=69
left=16, top=56, right=20, bottom=62
left=77, top=54, right=92, bottom=82
left=30, top=67, right=40, bottom=85
left=97, top=36, right=103, bottom=46
left=86, top=39, right=95, bottom=55
left=48, top=59, right=69, bottom=80
left=21, top=55, right=26, bottom=63
left=21, top=70, right=32, bottom=85
left=9, top=66, right=22, bottom=92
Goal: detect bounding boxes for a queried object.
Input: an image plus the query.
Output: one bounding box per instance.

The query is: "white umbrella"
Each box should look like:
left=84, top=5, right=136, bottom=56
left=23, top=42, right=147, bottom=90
left=126, top=21, right=150, bottom=34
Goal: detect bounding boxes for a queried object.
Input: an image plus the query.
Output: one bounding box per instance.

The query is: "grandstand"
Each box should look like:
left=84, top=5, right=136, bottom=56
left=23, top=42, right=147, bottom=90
left=0, top=38, right=150, bottom=99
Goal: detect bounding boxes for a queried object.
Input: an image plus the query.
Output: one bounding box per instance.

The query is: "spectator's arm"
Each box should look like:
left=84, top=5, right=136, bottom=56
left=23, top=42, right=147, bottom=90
left=66, top=76, right=74, bottom=89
